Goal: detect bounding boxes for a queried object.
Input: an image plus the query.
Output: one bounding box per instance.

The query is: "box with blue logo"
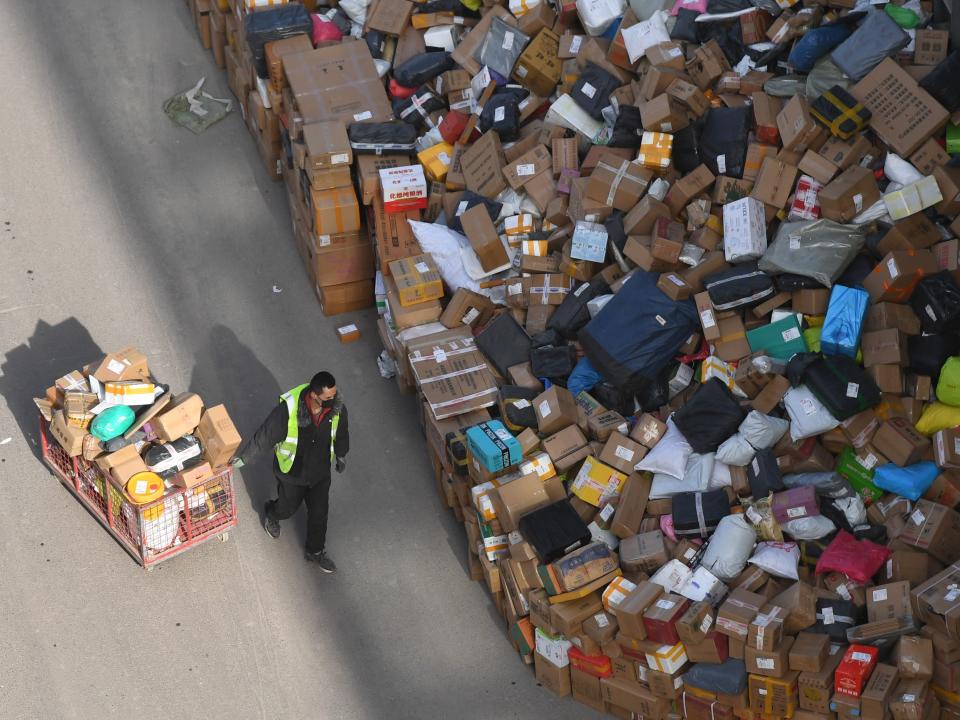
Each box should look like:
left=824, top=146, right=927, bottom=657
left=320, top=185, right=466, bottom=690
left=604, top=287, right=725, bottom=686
left=821, top=285, right=870, bottom=358
left=466, top=420, right=522, bottom=473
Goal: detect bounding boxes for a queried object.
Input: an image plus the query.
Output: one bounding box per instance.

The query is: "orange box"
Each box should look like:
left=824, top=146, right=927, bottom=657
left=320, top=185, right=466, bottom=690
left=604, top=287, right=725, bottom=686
left=310, top=186, right=361, bottom=236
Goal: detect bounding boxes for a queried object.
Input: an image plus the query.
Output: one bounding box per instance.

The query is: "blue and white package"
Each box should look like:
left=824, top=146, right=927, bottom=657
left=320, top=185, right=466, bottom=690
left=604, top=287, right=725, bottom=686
left=820, top=285, right=870, bottom=358
left=466, top=420, right=522, bottom=472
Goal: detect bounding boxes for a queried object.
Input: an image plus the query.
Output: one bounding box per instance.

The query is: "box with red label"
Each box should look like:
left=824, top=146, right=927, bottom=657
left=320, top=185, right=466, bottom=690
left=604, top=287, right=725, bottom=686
left=643, top=594, right=690, bottom=644
left=835, top=645, right=879, bottom=698
left=569, top=646, right=613, bottom=678
left=789, top=175, right=822, bottom=221
left=379, top=164, right=428, bottom=212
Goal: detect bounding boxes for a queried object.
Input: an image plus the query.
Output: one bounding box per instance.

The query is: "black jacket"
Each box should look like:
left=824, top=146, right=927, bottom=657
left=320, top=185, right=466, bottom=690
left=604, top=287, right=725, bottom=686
left=237, top=393, right=349, bottom=486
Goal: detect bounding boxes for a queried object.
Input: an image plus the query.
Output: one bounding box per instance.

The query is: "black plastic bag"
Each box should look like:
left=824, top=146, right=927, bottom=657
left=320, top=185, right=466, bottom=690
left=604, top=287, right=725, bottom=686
left=393, top=51, right=454, bottom=88
left=908, top=333, right=960, bottom=381
left=476, top=313, right=532, bottom=376
left=704, top=262, right=776, bottom=311
left=787, top=352, right=881, bottom=421
left=749, top=448, right=785, bottom=498
left=365, top=31, right=387, bottom=60
left=605, top=211, right=627, bottom=254
left=531, top=345, right=578, bottom=379
left=348, top=122, right=418, bottom=154
left=671, top=124, right=703, bottom=175
left=500, top=386, right=540, bottom=431
left=609, top=106, right=643, bottom=149
left=835, top=254, right=874, bottom=288
left=673, top=378, right=748, bottom=453
left=244, top=5, right=312, bottom=77
left=671, top=8, right=700, bottom=43
left=920, top=50, right=960, bottom=112
left=811, top=598, right=862, bottom=642
left=697, top=19, right=744, bottom=66
left=636, top=365, right=670, bottom=412
left=592, top=382, right=637, bottom=417
left=571, top=62, right=621, bottom=120
left=519, top=500, right=592, bottom=562
left=910, top=271, right=960, bottom=335
left=393, top=89, right=446, bottom=129
left=479, top=94, right=521, bottom=141
left=418, top=0, right=482, bottom=16
left=548, top=276, right=611, bottom=340
left=672, top=489, right=731, bottom=538
left=699, top=107, right=751, bottom=179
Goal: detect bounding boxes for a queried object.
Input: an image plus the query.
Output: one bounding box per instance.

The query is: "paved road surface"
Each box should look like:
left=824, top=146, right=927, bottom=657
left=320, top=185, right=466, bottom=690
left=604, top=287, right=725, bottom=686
left=0, top=2, right=601, bottom=718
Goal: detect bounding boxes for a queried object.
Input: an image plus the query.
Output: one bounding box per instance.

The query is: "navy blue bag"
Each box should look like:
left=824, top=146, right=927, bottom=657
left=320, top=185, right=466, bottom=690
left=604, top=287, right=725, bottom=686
left=578, top=271, right=699, bottom=393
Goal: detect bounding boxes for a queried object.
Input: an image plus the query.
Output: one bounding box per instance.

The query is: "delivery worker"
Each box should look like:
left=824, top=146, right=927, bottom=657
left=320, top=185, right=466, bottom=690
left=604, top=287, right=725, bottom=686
left=232, top=371, right=348, bottom=573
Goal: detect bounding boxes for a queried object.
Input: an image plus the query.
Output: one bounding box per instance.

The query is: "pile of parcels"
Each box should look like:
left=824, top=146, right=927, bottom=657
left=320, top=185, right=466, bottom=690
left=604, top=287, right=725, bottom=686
left=36, top=346, right=242, bottom=554
left=187, top=0, right=960, bottom=716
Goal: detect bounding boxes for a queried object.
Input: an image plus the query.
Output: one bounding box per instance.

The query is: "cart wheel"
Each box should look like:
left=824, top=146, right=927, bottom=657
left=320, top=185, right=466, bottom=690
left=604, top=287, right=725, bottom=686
left=219, top=532, right=229, bottom=542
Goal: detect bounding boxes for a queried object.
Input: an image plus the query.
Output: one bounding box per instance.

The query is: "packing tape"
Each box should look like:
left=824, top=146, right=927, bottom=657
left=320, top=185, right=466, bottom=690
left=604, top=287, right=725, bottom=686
left=417, top=364, right=489, bottom=384
left=598, top=160, right=630, bottom=208
left=430, top=387, right=499, bottom=410
left=695, top=492, right=706, bottom=537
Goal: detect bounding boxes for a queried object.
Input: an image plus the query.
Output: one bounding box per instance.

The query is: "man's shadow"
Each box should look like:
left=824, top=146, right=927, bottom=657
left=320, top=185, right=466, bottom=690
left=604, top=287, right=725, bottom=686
left=0, top=318, right=104, bottom=460
left=188, top=325, right=282, bottom=516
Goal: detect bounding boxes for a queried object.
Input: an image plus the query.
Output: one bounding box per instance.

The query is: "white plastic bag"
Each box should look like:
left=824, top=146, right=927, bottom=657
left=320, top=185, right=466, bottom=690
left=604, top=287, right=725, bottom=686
left=621, top=11, right=670, bottom=62
left=577, top=0, right=627, bottom=35
left=748, top=541, right=800, bottom=580
left=338, top=0, right=372, bottom=24
left=650, top=558, right=693, bottom=593
left=638, top=418, right=693, bottom=480
left=700, top=514, right=757, bottom=580
left=408, top=221, right=507, bottom=305
left=833, top=496, right=867, bottom=529
left=709, top=459, right=732, bottom=490
left=781, top=515, right=835, bottom=541
left=739, top=410, right=790, bottom=450
left=784, top=386, right=840, bottom=441
left=716, top=434, right=756, bottom=466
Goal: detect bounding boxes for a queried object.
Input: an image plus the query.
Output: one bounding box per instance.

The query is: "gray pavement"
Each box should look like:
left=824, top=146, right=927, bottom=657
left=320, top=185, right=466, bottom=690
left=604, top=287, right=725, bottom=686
left=0, top=2, right=601, bottom=718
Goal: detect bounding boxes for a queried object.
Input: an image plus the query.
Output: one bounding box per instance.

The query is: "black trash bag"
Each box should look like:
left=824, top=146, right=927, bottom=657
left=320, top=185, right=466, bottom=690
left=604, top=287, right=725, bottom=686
left=103, top=431, right=145, bottom=453
left=476, top=313, right=532, bottom=376
left=518, top=500, right=592, bottom=563
left=609, top=106, right=644, bottom=149
left=365, top=30, right=387, bottom=60
left=697, top=20, right=744, bottom=67
left=144, top=435, right=205, bottom=479
left=704, top=262, right=776, bottom=311
left=579, top=271, right=699, bottom=394
left=810, top=598, right=862, bottom=642
left=908, top=333, right=960, bottom=381
left=393, top=89, right=446, bottom=129
left=910, top=271, right=960, bottom=335
left=836, top=254, right=874, bottom=288
left=673, top=378, right=748, bottom=453
left=748, top=448, right=785, bottom=498
left=500, top=385, right=539, bottom=431
left=571, top=62, right=621, bottom=120
left=244, top=4, right=313, bottom=77
left=775, top=273, right=827, bottom=292
left=671, top=124, right=703, bottom=175
left=418, top=0, right=483, bottom=16
left=479, top=94, right=521, bottom=141
left=593, top=381, right=637, bottom=417
left=446, top=191, right=502, bottom=234
left=684, top=659, right=748, bottom=696
left=706, top=0, right=752, bottom=12
left=699, top=107, right=751, bottom=178
left=531, top=345, right=578, bottom=379
left=393, top=51, right=454, bottom=88
left=797, top=536, right=834, bottom=568
left=348, top=122, right=418, bottom=154
left=530, top=329, right=563, bottom=348
left=548, top=275, right=612, bottom=340
left=671, top=8, right=700, bottom=43
left=636, top=364, right=671, bottom=412
left=605, top=211, right=628, bottom=254
left=787, top=353, right=881, bottom=421
left=920, top=50, right=960, bottom=112
left=672, top=489, right=731, bottom=538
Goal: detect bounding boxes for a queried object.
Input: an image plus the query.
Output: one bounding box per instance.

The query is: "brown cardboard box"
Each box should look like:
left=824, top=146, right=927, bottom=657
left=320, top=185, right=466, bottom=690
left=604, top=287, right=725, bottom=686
left=911, top=137, right=951, bottom=174
left=619, top=531, right=668, bottom=575
left=914, top=28, right=949, bottom=65
left=748, top=606, right=785, bottom=653
left=872, top=417, right=930, bottom=467
left=792, top=289, right=830, bottom=316
left=301, top=121, right=352, bottom=171
left=611, top=472, right=652, bottom=539
left=587, top=411, right=629, bottom=443
left=623, top=235, right=674, bottom=273
left=865, top=302, right=921, bottom=335
left=542, top=425, right=591, bottom=472
left=752, top=158, right=798, bottom=210
left=306, top=235, right=375, bottom=288
left=630, top=414, right=667, bottom=449
left=751, top=374, right=790, bottom=414
left=535, top=650, right=571, bottom=696
left=902, top=501, right=960, bottom=564
left=694, top=292, right=721, bottom=342
left=174, top=461, right=214, bottom=490
left=196, top=404, right=241, bottom=468
left=869, top=364, right=904, bottom=394
left=551, top=592, right=604, bottom=636
left=746, top=636, right=794, bottom=678
left=93, top=347, right=149, bottom=383
left=879, top=214, right=942, bottom=254
left=598, top=432, right=646, bottom=475
left=862, top=250, right=940, bottom=304
left=716, top=588, right=765, bottom=641
left=153, top=393, right=204, bottom=443
left=798, top=645, right=845, bottom=713
left=924, top=470, right=960, bottom=508
left=750, top=670, right=800, bottom=717
left=439, top=288, right=496, bottom=330
left=714, top=315, right=751, bottom=363
left=818, top=165, right=880, bottom=223
left=623, top=196, right=671, bottom=236
left=867, top=581, right=912, bottom=623
left=934, top=429, right=960, bottom=469
left=503, top=145, right=553, bottom=191
left=777, top=95, right=822, bottom=153
left=50, top=410, right=86, bottom=457
left=771, top=581, right=818, bottom=634
left=491, top=474, right=566, bottom=533
left=851, top=59, right=950, bottom=157
left=789, top=632, right=829, bottom=673
left=571, top=665, right=606, bottom=712
left=601, top=677, right=672, bottom=717
left=896, top=635, right=934, bottom=680
left=461, top=205, right=509, bottom=272
left=641, top=93, right=689, bottom=133
left=665, top=164, right=715, bottom=216
left=389, top=253, right=444, bottom=306
left=512, top=28, right=561, bottom=97
left=535, top=385, right=579, bottom=436
left=461, top=131, right=508, bottom=197
left=667, top=78, right=710, bottom=116
left=614, top=582, right=663, bottom=639
left=861, top=663, right=898, bottom=720
left=657, top=272, right=692, bottom=301
left=798, top=150, right=838, bottom=185
left=586, top=158, right=652, bottom=212
left=385, top=278, right=442, bottom=329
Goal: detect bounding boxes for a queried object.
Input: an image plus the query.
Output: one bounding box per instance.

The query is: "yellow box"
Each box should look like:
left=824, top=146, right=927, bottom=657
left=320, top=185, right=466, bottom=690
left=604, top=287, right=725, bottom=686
left=637, top=131, right=673, bottom=170
left=417, top=142, right=454, bottom=183
left=388, top=253, right=445, bottom=307
left=749, top=672, right=798, bottom=717
left=572, top=456, right=627, bottom=507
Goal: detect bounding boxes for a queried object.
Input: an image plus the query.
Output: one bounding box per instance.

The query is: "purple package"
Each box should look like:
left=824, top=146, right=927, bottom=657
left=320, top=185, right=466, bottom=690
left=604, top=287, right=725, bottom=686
left=771, top=485, right=820, bottom=525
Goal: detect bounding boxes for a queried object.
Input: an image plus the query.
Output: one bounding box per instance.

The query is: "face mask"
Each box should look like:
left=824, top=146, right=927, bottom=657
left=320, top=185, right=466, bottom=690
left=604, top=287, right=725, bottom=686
left=321, top=398, right=336, bottom=409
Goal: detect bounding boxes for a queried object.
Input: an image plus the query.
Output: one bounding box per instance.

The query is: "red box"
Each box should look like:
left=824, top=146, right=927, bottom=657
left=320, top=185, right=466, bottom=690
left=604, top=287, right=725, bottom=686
left=834, top=644, right=878, bottom=698
left=569, top=647, right=614, bottom=678
left=789, top=175, right=822, bottom=220
left=643, top=595, right=690, bottom=645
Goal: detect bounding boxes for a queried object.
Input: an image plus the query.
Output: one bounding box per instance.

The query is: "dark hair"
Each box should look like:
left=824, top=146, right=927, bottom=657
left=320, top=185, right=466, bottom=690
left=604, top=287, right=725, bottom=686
left=309, top=371, right=336, bottom=393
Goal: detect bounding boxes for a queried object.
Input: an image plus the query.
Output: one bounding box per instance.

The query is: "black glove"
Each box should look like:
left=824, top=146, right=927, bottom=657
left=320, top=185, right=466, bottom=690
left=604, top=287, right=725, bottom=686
left=335, top=457, right=346, bottom=473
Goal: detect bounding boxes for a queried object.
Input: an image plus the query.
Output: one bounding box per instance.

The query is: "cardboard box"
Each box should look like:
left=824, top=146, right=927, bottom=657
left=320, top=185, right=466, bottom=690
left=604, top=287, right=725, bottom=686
left=385, top=278, right=441, bottom=329
left=492, top=474, right=566, bottom=533
left=902, top=501, right=960, bottom=564
left=571, top=665, right=606, bottom=712
left=746, top=636, right=794, bottom=678
left=934, top=429, right=960, bottom=469
left=572, top=456, right=627, bottom=507
left=714, top=314, right=751, bottom=363
left=310, top=186, right=361, bottom=236
left=610, top=472, right=651, bottom=539
left=866, top=581, right=911, bottom=623
left=93, top=347, right=149, bottom=383
left=306, top=235, right=374, bottom=288
left=460, top=131, right=507, bottom=197
left=174, top=461, right=214, bottom=489
left=440, top=288, right=496, bottom=330
left=534, top=385, right=579, bottom=436
left=601, top=677, right=672, bottom=716
left=196, top=404, right=241, bottom=468
left=598, top=432, right=646, bottom=475
left=50, top=410, right=86, bottom=457
left=777, top=95, right=822, bottom=153
left=835, top=645, right=878, bottom=697
left=643, top=594, right=689, bottom=645
left=542, top=425, right=591, bottom=472
left=379, top=165, right=427, bottom=213
left=851, top=58, right=949, bottom=157
left=748, top=606, right=785, bottom=653
left=513, top=28, right=562, bottom=98
left=723, top=196, right=766, bottom=263
left=798, top=149, right=838, bottom=185
left=389, top=254, right=444, bottom=307
left=752, top=158, right=798, bottom=210
left=860, top=663, right=898, bottom=720
left=818, top=165, right=880, bottom=223
left=872, top=416, right=930, bottom=467
left=366, top=0, right=413, bottom=35
left=153, top=393, right=204, bottom=443
left=301, top=121, right=352, bottom=171
left=896, top=634, right=933, bottom=680
left=586, top=158, right=652, bottom=212
left=790, top=632, right=829, bottom=673
left=869, top=364, right=904, bottom=394
left=862, top=250, right=940, bottom=303
left=614, top=581, right=663, bottom=639
left=865, top=302, right=921, bottom=336
left=461, top=204, right=509, bottom=272
left=750, top=670, right=800, bottom=717
left=914, top=28, right=949, bottom=65
left=551, top=592, right=604, bottom=636
left=799, top=645, right=846, bottom=713
left=409, top=337, right=498, bottom=421
left=535, top=650, right=571, bottom=696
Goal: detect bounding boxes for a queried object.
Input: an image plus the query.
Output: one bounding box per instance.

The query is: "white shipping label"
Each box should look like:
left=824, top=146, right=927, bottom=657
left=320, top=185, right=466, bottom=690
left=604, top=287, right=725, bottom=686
left=494, top=106, right=505, bottom=122
left=751, top=458, right=760, bottom=475
left=862, top=453, right=878, bottom=469
left=608, top=589, right=627, bottom=606
left=701, top=309, right=716, bottom=328
left=600, top=504, right=615, bottom=522
left=886, top=559, right=893, bottom=577
left=872, top=588, right=888, bottom=602
left=787, top=507, right=807, bottom=518
left=684, top=548, right=696, bottom=560
left=539, top=400, right=552, bottom=417
left=569, top=36, right=583, bottom=54
left=800, top=398, right=817, bottom=415
left=581, top=82, right=597, bottom=99
left=781, top=327, right=801, bottom=342
left=887, top=258, right=900, bottom=278
left=853, top=193, right=863, bottom=212
left=822, top=607, right=835, bottom=625
left=318, top=234, right=331, bottom=247
left=415, top=262, right=430, bottom=274
left=903, top=694, right=916, bottom=703
left=614, top=446, right=635, bottom=462
left=134, top=480, right=148, bottom=495
left=508, top=531, right=523, bottom=544
left=461, top=308, right=480, bottom=325
left=107, top=359, right=126, bottom=375
left=852, top=652, right=873, bottom=663
left=512, top=399, right=531, bottom=409
left=575, top=283, right=590, bottom=297
left=457, top=201, right=469, bottom=216
left=789, top=234, right=801, bottom=249
left=669, top=275, right=685, bottom=286
left=655, top=599, right=676, bottom=610
left=331, top=153, right=350, bottom=165
left=756, top=658, right=775, bottom=670
left=438, top=152, right=451, bottom=165
left=596, top=613, right=610, bottom=627
left=516, top=163, right=536, bottom=176
left=746, top=506, right=763, bottom=525
left=911, top=509, right=926, bottom=525
left=502, top=32, right=514, bottom=50
left=669, top=47, right=683, bottom=57
left=717, top=154, right=727, bottom=174
left=508, top=283, right=522, bottom=295
left=700, top=615, right=713, bottom=633
left=433, top=349, right=447, bottom=364
left=846, top=382, right=859, bottom=398
left=655, top=314, right=667, bottom=326
left=516, top=65, right=528, bottom=78
left=661, top=122, right=672, bottom=132
left=353, top=110, right=373, bottom=121
left=836, top=584, right=851, bottom=600
left=338, top=324, right=359, bottom=335
left=758, top=689, right=767, bottom=696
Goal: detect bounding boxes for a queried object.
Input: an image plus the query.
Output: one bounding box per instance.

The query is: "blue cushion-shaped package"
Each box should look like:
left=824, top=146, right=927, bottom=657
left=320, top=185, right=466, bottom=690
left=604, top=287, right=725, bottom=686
left=465, top=420, right=522, bottom=472
left=788, top=24, right=852, bottom=73
left=820, top=285, right=870, bottom=358
left=578, top=271, right=699, bottom=393
left=830, top=8, right=910, bottom=81
left=872, top=461, right=940, bottom=501
left=683, top=659, right=748, bottom=696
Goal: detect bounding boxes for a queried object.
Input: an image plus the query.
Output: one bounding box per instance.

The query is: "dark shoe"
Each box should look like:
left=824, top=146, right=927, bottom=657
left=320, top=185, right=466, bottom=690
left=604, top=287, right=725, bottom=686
left=263, top=502, right=281, bottom=539
left=305, top=550, right=336, bottom=574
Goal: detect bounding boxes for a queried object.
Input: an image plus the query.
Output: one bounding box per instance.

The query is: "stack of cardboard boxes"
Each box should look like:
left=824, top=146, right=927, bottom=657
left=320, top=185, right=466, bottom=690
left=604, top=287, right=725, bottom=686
left=186, top=0, right=960, bottom=716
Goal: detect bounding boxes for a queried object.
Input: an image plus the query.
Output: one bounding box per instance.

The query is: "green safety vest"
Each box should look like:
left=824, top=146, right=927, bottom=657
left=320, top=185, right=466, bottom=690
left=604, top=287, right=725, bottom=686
left=275, top=384, right=341, bottom=474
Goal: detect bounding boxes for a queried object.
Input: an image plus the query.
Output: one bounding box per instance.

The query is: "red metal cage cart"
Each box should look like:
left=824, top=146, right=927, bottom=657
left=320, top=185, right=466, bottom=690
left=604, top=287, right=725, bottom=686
left=40, top=415, right=237, bottom=568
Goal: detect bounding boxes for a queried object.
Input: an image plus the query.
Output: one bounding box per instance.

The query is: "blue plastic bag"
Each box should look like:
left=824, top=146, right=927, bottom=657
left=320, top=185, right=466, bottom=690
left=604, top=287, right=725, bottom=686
left=788, top=24, right=851, bottom=73
left=568, top=357, right=602, bottom=398
left=872, top=461, right=940, bottom=501
left=821, top=285, right=870, bottom=358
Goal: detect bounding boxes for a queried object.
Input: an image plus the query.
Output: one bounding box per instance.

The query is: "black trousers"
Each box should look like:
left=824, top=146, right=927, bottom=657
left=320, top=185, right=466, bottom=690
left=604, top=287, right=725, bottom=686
left=268, top=473, right=331, bottom=554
